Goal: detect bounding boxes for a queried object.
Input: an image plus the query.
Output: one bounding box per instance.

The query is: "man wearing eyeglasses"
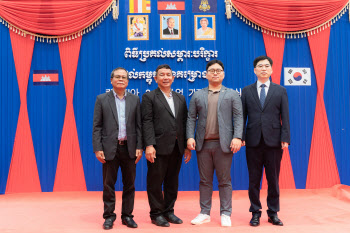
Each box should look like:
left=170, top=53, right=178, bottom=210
left=187, top=60, right=243, bottom=227
left=141, top=64, right=191, bottom=227
left=93, top=67, right=143, bottom=230
left=241, top=56, right=290, bottom=227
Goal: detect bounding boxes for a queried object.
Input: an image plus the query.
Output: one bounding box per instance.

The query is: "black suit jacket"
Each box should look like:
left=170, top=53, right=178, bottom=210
left=92, top=91, right=142, bottom=160
left=241, top=81, right=290, bottom=147
left=163, top=28, right=178, bottom=35
left=141, top=88, right=187, bottom=155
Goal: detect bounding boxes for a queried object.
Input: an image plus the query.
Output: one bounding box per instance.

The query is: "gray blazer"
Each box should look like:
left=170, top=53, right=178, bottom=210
left=92, top=91, right=142, bottom=160
left=186, top=86, right=243, bottom=153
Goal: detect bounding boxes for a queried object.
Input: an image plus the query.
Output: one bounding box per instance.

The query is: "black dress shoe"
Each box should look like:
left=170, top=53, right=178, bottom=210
left=268, top=216, right=283, bottom=226
left=103, top=218, right=114, bottom=230
left=151, top=215, right=170, bottom=227
left=164, top=213, right=183, bottom=224
left=122, top=216, right=138, bottom=228
left=249, top=214, right=260, bottom=226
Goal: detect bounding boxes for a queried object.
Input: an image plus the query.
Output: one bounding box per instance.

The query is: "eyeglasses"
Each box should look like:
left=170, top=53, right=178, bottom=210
left=113, top=75, right=128, bottom=80
left=207, top=69, right=224, bottom=74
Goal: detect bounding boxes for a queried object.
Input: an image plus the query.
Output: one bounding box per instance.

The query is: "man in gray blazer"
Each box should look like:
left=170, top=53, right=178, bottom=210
left=187, top=60, right=243, bottom=227
left=93, top=67, right=143, bottom=230
left=241, top=56, right=290, bottom=227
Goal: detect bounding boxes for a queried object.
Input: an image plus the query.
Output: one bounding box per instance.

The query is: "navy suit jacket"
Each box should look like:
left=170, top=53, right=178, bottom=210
left=241, top=81, right=290, bottom=147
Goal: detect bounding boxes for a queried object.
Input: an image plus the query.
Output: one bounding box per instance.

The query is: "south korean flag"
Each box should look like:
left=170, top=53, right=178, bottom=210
left=284, top=68, right=311, bottom=86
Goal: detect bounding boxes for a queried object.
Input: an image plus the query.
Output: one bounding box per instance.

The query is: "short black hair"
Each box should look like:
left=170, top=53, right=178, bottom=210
left=110, top=67, right=129, bottom=79
left=206, top=60, right=224, bottom=71
left=156, top=64, right=172, bottom=76
left=253, top=56, right=273, bottom=68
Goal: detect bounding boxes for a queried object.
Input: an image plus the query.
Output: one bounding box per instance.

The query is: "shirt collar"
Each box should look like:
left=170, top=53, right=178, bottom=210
left=160, top=89, right=173, bottom=98
left=257, top=79, right=270, bottom=88
left=112, top=89, right=127, bottom=100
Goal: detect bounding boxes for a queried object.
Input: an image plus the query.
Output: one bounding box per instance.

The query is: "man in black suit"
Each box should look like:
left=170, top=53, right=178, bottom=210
left=163, top=17, right=179, bottom=35
left=93, top=67, right=143, bottom=230
left=142, top=64, right=191, bottom=227
left=241, top=56, right=290, bottom=227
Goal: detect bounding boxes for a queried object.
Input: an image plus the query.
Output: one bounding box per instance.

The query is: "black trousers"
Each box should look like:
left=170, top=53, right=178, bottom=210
left=103, top=144, right=136, bottom=220
left=147, top=142, right=182, bottom=219
left=246, top=136, right=283, bottom=217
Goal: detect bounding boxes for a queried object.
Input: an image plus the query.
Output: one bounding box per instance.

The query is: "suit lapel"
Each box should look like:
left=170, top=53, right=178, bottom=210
left=125, top=92, right=130, bottom=124
left=156, top=88, right=175, bottom=118
left=202, top=87, right=209, bottom=112
left=218, top=86, right=227, bottom=111
left=173, top=92, right=180, bottom=118
left=250, top=82, right=262, bottom=111
left=108, top=91, right=119, bottom=124
left=263, top=82, right=276, bottom=110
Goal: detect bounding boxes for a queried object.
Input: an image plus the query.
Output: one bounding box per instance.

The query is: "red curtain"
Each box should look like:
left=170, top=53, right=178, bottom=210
left=231, top=0, right=348, bottom=32
left=6, top=31, right=41, bottom=193
left=53, top=37, right=86, bottom=191
left=261, top=34, right=296, bottom=189
left=306, top=28, right=340, bottom=188
left=0, top=0, right=113, bottom=36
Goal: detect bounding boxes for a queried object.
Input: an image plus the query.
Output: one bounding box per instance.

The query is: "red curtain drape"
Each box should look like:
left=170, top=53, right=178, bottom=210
left=6, top=31, right=41, bottom=193
left=0, top=0, right=113, bottom=36
left=261, top=34, right=296, bottom=189
left=231, top=0, right=348, bottom=32
left=306, top=28, right=340, bottom=188
left=53, top=37, right=86, bottom=191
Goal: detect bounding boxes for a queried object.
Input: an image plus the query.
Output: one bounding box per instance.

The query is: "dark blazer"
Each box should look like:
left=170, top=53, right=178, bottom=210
left=92, top=91, right=142, bottom=160
left=141, top=88, right=187, bottom=155
left=163, top=28, right=179, bottom=35
left=241, top=81, right=290, bottom=147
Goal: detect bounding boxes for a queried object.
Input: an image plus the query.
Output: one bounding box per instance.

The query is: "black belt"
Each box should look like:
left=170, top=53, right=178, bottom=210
left=118, top=140, right=127, bottom=145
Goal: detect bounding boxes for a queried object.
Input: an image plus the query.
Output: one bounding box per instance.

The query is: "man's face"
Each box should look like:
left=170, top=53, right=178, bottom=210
left=200, top=19, right=208, bottom=29
left=167, top=18, right=175, bottom=29
left=254, top=59, right=273, bottom=82
left=111, top=69, right=129, bottom=90
left=154, top=68, right=174, bottom=89
left=206, top=63, right=224, bottom=85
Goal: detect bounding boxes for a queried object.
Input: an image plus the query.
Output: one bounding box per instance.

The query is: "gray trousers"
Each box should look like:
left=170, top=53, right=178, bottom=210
left=197, top=140, right=233, bottom=216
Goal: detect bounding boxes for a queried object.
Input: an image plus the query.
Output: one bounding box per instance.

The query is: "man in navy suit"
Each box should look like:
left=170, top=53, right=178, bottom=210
left=241, top=56, right=290, bottom=227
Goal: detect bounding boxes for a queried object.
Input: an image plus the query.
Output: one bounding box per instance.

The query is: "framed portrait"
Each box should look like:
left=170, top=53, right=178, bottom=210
left=160, top=14, right=181, bottom=40
left=128, top=15, right=149, bottom=41
left=194, top=15, right=216, bottom=41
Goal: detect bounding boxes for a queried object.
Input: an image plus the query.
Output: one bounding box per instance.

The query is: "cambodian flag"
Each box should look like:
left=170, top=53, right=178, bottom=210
left=158, top=0, right=185, bottom=14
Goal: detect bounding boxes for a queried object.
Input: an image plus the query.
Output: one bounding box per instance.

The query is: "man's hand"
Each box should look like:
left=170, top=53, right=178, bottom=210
left=95, top=151, right=106, bottom=163
left=281, top=141, right=289, bottom=149
left=135, top=149, right=143, bottom=164
left=145, top=145, right=156, bottom=163
left=230, top=138, right=242, bottom=153
left=242, top=141, right=246, bottom=147
left=187, top=138, right=196, bottom=150
left=184, top=148, right=192, bottom=164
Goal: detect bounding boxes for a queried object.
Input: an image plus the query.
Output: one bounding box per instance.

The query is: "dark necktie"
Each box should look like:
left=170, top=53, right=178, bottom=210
left=171, top=30, right=174, bottom=35
left=260, top=84, right=266, bottom=107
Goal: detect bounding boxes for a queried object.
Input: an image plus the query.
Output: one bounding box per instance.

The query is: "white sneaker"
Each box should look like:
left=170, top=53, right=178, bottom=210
left=221, top=214, right=231, bottom=227
left=191, top=214, right=211, bottom=225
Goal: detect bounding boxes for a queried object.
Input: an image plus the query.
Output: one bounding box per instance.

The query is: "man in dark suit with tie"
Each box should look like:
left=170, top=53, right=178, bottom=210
left=142, top=64, right=191, bottom=227
left=93, top=67, right=143, bottom=230
left=241, top=56, right=290, bottom=227
left=163, top=17, right=179, bottom=35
